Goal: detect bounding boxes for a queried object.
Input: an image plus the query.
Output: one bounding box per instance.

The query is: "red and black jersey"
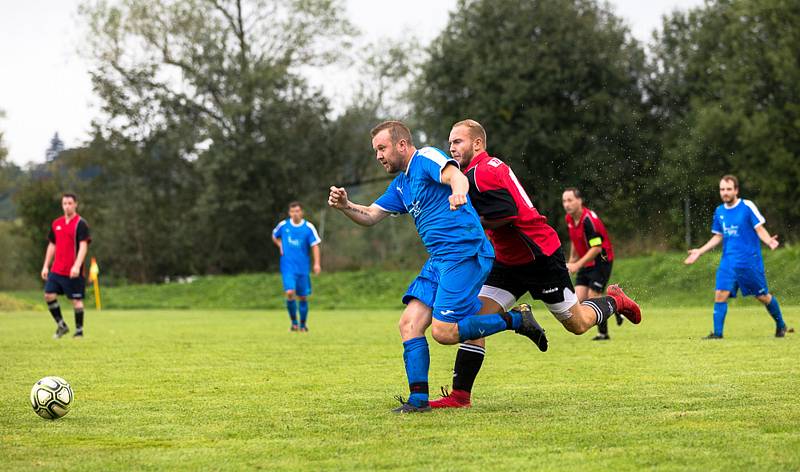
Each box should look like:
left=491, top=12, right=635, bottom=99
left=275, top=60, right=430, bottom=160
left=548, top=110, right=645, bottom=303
left=565, top=207, right=614, bottom=267
left=464, top=151, right=561, bottom=266
left=48, top=214, right=91, bottom=276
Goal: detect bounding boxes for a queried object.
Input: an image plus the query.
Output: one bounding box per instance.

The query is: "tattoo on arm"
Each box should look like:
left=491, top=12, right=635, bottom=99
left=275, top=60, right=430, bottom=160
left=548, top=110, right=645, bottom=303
left=345, top=204, right=371, bottom=217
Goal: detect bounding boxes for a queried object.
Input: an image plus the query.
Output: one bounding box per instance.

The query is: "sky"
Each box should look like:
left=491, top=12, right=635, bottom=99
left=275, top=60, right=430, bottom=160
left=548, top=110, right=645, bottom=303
left=0, top=0, right=703, bottom=166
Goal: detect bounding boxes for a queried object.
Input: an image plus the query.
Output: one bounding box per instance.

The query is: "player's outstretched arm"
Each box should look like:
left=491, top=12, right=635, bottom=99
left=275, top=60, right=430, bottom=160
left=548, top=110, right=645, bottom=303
left=328, top=186, right=389, bottom=226
left=684, top=234, right=723, bottom=264
left=755, top=225, right=779, bottom=250
left=440, top=164, right=469, bottom=210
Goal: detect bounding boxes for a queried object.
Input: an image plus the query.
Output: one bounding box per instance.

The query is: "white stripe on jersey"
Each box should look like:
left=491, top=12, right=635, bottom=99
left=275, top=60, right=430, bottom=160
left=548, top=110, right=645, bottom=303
left=307, top=222, right=322, bottom=246
left=272, top=219, right=287, bottom=237
left=742, top=199, right=766, bottom=227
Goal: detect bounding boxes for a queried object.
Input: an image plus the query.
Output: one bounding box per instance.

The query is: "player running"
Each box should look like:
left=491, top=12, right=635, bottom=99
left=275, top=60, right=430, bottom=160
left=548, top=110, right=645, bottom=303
left=41, top=193, right=91, bottom=339
left=272, top=201, right=322, bottom=332
left=563, top=188, right=622, bottom=341
left=328, top=120, right=547, bottom=413
left=430, top=120, right=641, bottom=409
left=684, top=175, right=791, bottom=338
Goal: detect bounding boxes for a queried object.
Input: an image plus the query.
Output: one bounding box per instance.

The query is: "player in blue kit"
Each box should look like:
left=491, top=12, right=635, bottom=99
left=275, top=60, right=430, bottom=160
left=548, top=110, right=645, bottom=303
left=328, top=121, right=546, bottom=413
left=272, top=202, right=322, bottom=332
left=684, top=175, right=791, bottom=338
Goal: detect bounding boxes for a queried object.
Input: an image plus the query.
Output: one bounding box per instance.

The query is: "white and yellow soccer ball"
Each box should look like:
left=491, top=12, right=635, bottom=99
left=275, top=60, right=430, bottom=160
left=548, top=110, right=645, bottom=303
left=30, top=376, right=73, bottom=419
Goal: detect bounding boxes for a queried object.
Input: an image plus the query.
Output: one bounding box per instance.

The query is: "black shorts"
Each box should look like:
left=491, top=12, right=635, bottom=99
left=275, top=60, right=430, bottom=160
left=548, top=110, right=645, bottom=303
left=575, top=261, right=613, bottom=292
left=44, top=272, right=86, bottom=300
left=480, top=247, right=578, bottom=320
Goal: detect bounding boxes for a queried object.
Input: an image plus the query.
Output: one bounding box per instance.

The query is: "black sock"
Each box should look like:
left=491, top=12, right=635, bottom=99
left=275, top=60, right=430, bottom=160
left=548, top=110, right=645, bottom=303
left=47, top=300, right=64, bottom=325
left=582, top=297, right=617, bottom=326
left=75, top=308, right=84, bottom=330
left=598, top=319, right=609, bottom=335
left=452, top=343, right=485, bottom=393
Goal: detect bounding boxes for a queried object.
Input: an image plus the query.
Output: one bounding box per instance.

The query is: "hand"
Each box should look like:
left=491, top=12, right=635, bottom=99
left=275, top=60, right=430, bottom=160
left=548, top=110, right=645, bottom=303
left=328, top=186, right=349, bottom=210
left=449, top=192, right=467, bottom=210
left=684, top=249, right=701, bottom=265
left=767, top=235, right=779, bottom=250
left=41, top=267, right=49, bottom=280
left=313, top=263, right=321, bottom=275
left=70, top=266, right=81, bottom=278
left=566, top=262, right=579, bottom=274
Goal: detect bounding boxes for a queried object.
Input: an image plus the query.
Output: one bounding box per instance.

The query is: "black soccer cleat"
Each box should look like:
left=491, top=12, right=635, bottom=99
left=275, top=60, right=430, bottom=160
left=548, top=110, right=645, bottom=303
left=614, top=312, right=624, bottom=326
left=391, top=395, right=431, bottom=414
left=289, top=325, right=300, bottom=332
left=592, top=333, right=610, bottom=341
left=703, top=332, right=723, bottom=340
left=73, top=329, right=84, bottom=338
left=299, top=326, right=309, bottom=333
left=53, top=323, right=69, bottom=339
left=775, top=326, right=790, bottom=338
left=514, top=304, right=548, bottom=352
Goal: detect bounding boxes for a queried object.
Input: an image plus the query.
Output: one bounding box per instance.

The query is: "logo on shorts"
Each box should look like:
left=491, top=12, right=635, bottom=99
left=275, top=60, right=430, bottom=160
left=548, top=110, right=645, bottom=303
left=542, top=287, right=558, bottom=294
left=439, top=309, right=455, bottom=315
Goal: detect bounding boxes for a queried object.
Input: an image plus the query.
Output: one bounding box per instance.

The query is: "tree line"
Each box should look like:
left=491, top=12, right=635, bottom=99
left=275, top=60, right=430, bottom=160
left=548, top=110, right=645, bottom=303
left=2, top=0, right=797, bottom=286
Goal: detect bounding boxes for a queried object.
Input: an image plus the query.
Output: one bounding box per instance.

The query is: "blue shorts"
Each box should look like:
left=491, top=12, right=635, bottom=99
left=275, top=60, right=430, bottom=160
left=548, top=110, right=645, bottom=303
left=715, top=261, right=768, bottom=298
left=44, top=272, right=86, bottom=300
left=402, top=254, right=493, bottom=323
left=282, top=272, right=311, bottom=297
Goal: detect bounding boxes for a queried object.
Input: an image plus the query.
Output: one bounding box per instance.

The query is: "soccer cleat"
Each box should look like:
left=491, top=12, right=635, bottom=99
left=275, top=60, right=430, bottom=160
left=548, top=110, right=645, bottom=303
left=607, top=285, right=641, bottom=324
left=391, top=395, right=431, bottom=414
left=429, top=386, right=471, bottom=409
left=614, top=312, right=624, bottom=326
left=299, top=326, right=309, bottom=333
left=514, top=304, right=548, bottom=352
left=73, top=329, right=84, bottom=338
left=53, top=323, right=69, bottom=339
left=592, top=333, right=610, bottom=341
left=703, top=332, right=723, bottom=340
left=289, top=325, right=300, bottom=332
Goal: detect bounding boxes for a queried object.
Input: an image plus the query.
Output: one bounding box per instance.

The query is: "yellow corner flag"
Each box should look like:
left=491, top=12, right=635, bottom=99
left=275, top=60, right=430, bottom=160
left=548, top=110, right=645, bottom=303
left=89, top=257, right=102, bottom=310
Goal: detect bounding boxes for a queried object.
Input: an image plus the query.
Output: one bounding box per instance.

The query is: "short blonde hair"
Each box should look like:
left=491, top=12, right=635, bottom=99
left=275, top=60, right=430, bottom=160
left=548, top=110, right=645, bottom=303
left=452, top=119, right=487, bottom=147
left=370, top=121, right=414, bottom=146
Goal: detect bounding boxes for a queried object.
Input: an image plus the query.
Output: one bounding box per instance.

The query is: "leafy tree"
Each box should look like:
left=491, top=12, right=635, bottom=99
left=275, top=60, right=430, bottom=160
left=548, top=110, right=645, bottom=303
left=649, top=0, right=800, bottom=243
left=413, top=0, right=657, bottom=244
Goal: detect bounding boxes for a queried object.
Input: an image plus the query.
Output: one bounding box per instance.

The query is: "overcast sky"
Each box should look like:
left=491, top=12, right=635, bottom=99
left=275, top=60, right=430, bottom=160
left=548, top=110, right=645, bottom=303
left=0, top=0, right=703, bottom=166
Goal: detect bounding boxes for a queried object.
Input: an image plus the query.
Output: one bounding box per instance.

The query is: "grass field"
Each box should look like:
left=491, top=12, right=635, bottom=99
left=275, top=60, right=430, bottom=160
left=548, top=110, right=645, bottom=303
left=1, top=304, right=798, bottom=471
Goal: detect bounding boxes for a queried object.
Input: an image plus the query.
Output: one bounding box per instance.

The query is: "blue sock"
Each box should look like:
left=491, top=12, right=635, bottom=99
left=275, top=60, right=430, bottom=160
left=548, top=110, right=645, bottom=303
left=299, top=300, right=309, bottom=327
left=286, top=300, right=298, bottom=326
left=713, top=302, right=727, bottom=336
left=457, top=311, right=521, bottom=342
left=402, top=336, right=430, bottom=407
left=766, top=297, right=786, bottom=329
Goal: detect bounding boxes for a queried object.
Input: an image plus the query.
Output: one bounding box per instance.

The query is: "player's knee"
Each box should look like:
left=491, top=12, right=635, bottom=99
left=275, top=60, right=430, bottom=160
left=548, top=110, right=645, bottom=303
left=44, top=293, right=57, bottom=302
left=297, top=296, right=307, bottom=301
left=431, top=323, right=458, bottom=345
left=285, top=291, right=296, bottom=300
left=562, top=318, right=586, bottom=335
left=72, top=300, right=84, bottom=309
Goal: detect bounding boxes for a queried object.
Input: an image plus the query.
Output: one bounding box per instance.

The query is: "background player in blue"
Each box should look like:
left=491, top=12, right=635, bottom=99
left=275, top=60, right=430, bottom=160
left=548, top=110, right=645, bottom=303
left=328, top=121, right=545, bottom=413
left=272, top=202, right=322, bottom=332
left=684, top=175, right=791, bottom=338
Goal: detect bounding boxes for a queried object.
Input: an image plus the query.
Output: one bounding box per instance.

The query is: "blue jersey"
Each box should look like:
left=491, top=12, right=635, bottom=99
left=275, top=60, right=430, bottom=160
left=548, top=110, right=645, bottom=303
left=711, top=199, right=766, bottom=267
left=373, top=146, right=494, bottom=260
left=272, top=218, right=321, bottom=275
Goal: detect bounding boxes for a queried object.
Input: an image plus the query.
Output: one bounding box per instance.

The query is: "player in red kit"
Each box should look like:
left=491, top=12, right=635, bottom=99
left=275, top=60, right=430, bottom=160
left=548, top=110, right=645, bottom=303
left=41, top=193, right=91, bottom=339
left=430, top=119, right=641, bottom=408
left=563, top=188, right=620, bottom=340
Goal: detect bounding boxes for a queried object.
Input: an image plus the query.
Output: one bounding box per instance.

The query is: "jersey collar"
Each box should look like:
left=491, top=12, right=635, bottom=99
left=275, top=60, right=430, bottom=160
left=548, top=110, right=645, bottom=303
left=404, top=150, right=419, bottom=175
left=465, top=150, right=490, bottom=172
left=723, top=198, right=741, bottom=209
left=289, top=218, right=306, bottom=227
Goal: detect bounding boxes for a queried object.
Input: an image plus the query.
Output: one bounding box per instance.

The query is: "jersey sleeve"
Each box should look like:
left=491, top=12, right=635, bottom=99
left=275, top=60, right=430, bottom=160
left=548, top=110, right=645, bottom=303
left=48, top=226, right=56, bottom=244
left=306, top=223, right=322, bottom=247
left=417, top=147, right=458, bottom=184
left=711, top=208, right=722, bottom=234
left=583, top=217, right=603, bottom=247
left=469, top=166, right=518, bottom=220
left=272, top=221, right=285, bottom=239
left=374, top=178, right=407, bottom=214
left=743, top=200, right=766, bottom=228
left=76, top=219, right=91, bottom=244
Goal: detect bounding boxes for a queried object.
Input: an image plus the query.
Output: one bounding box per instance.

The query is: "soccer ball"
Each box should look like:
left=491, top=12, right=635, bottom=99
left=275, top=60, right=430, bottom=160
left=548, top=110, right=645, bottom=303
left=30, top=376, right=73, bottom=419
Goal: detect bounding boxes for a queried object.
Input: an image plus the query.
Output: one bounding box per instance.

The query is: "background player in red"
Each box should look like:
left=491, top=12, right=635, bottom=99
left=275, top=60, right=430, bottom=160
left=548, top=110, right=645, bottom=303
left=41, top=193, right=91, bottom=338
left=563, top=188, right=621, bottom=340
left=430, top=119, right=641, bottom=408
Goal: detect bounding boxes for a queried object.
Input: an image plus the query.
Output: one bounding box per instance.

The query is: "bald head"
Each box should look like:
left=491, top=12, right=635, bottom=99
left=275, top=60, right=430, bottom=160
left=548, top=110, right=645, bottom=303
left=449, top=119, right=487, bottom=168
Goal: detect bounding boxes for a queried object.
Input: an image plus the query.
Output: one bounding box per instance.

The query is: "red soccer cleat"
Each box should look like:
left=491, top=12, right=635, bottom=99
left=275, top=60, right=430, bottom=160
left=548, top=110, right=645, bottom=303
left=429, top=387, right=471, bottom=409
left=607, top=284, right=641, bottom=324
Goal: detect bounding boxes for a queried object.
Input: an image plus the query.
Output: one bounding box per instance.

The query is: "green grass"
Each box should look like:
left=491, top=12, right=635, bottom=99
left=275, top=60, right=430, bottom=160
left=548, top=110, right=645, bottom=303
left=1, top=304, right=798, bottom=471
left=6, top=246, right=800, bottom=310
